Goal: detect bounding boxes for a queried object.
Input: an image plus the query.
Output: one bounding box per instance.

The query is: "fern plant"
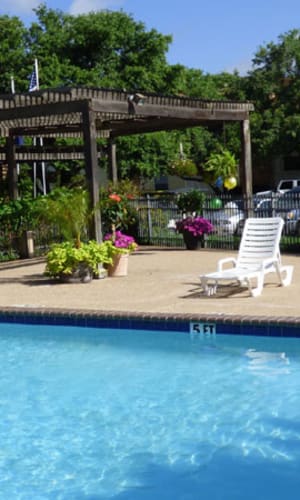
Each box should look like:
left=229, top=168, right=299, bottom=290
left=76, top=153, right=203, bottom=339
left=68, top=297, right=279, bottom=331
left=204, top=148, right=237, bottom=180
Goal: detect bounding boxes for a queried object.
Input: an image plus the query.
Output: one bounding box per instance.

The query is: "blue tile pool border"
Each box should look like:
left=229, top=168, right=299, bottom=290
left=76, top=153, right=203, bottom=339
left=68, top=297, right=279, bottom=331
left=0, top=307, right=300, bottom=338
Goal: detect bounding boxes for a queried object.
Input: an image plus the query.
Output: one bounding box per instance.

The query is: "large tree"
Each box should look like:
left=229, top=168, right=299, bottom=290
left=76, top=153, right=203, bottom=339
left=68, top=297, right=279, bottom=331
left=0, top=6, right=245, bottom=183
left=25, top=5, right=172, bottom=91
left=247, top=29, right=300, bottom=160
left=0, top=15, right=27, bottom=93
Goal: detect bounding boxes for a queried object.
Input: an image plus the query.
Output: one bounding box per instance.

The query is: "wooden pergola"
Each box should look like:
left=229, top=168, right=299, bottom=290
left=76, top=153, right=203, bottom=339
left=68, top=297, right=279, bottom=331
left=0, top=86, right=254, bottom=242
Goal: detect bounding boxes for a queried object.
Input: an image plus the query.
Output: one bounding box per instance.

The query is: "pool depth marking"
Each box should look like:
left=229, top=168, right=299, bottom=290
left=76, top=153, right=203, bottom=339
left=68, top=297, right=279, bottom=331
left=190, top=322, right=216, bottom=338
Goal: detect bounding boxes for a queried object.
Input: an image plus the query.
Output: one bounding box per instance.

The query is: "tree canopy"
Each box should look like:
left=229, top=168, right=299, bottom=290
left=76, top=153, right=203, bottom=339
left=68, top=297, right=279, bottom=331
left=1, top=6, right=300, bottom=185
left=246, top=29, right=300, bottom=159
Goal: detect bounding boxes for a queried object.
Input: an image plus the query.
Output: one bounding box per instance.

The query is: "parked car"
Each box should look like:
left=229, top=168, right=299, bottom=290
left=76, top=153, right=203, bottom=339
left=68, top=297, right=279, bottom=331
left=211, top=198, right=270, bottom=236
left=255, top=179, right=300, bottom=197
left=226, top=197, right=278, bottom=235
left=238, top=188, right=300, bottom=235
left=209, top=201, right=245, bottom=235
left=284, top=208, right=300, bottom=236
left=274, top=187, right=300, bottom=216
left=169, top=188, right=300, bottom=237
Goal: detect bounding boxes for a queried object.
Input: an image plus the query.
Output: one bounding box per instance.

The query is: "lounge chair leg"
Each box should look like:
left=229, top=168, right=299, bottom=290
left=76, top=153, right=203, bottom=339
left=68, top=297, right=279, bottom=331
left=249, top=274, right=263, bottom=297
left=208, top=283, right=217, bottom=296
left=279, top=265, right=294, bottom=287
left=200, top=277, right=217, bottom=296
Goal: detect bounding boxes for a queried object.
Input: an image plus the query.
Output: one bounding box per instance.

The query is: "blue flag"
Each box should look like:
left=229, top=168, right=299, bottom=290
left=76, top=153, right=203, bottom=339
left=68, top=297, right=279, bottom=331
left=29, top=65, right=38, bottom=91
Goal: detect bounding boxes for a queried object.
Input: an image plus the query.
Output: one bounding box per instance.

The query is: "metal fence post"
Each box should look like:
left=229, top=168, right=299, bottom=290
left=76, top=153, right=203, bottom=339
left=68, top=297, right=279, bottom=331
left=146, top=194, right=153, bottom=242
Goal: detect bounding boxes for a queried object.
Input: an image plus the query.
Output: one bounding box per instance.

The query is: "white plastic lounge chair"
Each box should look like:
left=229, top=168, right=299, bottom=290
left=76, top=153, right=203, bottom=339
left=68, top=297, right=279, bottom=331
left=200, top=217, right=293, bottom=297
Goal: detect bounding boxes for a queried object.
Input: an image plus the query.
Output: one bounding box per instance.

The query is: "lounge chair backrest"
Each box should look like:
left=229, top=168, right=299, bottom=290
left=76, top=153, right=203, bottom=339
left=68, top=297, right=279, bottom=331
left=237, top=217, right=284, bottom=270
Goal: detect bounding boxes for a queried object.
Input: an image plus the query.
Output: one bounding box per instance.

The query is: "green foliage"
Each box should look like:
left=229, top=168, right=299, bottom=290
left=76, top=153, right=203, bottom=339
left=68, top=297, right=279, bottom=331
left=0, top=249, right=19, bottom=262
left=98, top=182, right=139, bottom=235
left=247, top=29, right=300, bottom=159
left=0, top=15, right=27, bottom=93
left=203, top=148, right=238, bottom=181
left=161, top=65, right=246, bottom=101
left=5, top=7, right=300, bottom=181
left=0, top=197, right=41, bottom=236
left=0, top=7, right=246, bottom=182
left=25, top=6, right=171, bottom=91
left=176, top=190, right=206, bottom=215
left=36, top=187, right=90, bottom=247
left=45, top=240, right=113, bottom=278
left=116, top=132, right=179, bottom=180
left=168, top=158, right=198, bottom=177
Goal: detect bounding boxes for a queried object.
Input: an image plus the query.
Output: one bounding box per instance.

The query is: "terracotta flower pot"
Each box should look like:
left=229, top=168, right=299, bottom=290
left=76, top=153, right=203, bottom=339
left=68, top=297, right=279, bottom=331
left=108, top=253, right=129, bottom=277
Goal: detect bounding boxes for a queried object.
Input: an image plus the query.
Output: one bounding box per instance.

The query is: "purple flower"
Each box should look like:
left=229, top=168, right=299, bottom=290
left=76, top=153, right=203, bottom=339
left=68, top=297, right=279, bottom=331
left=104, top=231, right=137, bottom=251
left=176, top=217, right=213, bottom=237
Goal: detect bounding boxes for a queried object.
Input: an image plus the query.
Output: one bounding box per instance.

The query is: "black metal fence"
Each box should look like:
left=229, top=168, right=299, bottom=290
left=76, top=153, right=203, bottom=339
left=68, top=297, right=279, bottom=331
left=1, top=191, right=299, bottom=260
left=129, top=192, right=300, bottom=253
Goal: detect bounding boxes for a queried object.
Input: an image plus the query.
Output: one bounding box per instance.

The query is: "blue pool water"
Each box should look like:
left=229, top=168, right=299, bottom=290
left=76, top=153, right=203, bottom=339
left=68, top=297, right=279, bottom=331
left=1, top=324, right=300, bottom=499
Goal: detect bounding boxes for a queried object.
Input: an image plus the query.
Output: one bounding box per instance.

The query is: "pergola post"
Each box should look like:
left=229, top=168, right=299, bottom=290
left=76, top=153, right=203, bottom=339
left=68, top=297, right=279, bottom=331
left=240, top=119, right=253, bottom=217
left=6, top=135, right=18, bottom=200
left=82, top=102, right=102, bottom=243
left=240, top=119, right=253, bottom=198
left=108, top=135, right=118, bottom=184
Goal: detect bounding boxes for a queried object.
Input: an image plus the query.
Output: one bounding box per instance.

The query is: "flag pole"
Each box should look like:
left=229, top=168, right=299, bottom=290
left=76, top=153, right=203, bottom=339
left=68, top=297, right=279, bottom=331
left=34, top=58, right=39, bottom=90
left=35, top=59, right=46, bottom=195
left=30, top=58, right=46, bottom=196
left=10, top=76, right=15, bottom=94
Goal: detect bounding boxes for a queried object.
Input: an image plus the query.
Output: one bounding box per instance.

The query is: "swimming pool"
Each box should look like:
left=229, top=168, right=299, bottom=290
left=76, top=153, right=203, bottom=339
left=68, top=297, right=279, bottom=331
left=1, top=322, right=300, bottom=499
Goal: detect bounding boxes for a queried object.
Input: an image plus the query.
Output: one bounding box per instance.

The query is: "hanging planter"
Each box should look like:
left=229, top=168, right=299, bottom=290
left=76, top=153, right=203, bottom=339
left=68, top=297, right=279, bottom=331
left=203, top=148, right=238, bottom=191
left=169, top=157, right=198, bottom=177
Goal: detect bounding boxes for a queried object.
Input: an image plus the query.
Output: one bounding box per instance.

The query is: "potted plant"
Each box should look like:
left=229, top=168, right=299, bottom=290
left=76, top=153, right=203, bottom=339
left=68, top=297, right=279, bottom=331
left=176, top=216, right=214, bottom=250
left=104, top=228, right=138, bottom=277
left=37, top=187, right=90, bottom=248
left=45, top=240, right=113, bottom=282
left=98, top=181, right=139, bottom=236
left=176, top=190, right=207, bottom=216
left=39, top=187, right=112, bottom=282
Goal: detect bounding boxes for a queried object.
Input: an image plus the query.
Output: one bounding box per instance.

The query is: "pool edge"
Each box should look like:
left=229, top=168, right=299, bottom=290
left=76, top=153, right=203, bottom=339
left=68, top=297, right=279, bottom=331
left=0, top=306, right=299, bottom=337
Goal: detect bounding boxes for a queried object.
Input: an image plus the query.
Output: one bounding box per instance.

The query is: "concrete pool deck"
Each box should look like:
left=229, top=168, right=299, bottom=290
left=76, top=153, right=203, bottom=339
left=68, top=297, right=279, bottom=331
left=0, top=247, right=299, bottom=323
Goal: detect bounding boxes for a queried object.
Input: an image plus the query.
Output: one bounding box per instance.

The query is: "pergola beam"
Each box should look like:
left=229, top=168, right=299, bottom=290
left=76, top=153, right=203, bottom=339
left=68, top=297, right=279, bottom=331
left=0, top=145, right=102, bottom=161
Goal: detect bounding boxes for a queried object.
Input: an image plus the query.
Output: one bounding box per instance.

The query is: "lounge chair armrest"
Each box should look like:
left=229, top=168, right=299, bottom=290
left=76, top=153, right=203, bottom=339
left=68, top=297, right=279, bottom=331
left=260, top=257, right=277, bottom=270
left=217, top=257, right=237, bottom=271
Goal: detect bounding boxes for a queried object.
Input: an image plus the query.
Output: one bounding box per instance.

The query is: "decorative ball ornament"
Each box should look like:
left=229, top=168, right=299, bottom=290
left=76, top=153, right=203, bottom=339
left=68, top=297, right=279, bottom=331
left=215, top=176, right=224, bottom=189
left=224, top=176, right=237, bottom=190
left=211, top=197, right=222, bottom=209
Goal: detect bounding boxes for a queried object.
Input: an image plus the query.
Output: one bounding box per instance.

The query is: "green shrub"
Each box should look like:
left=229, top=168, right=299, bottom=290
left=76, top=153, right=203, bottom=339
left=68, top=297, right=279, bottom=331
left=45, top=240, right=113, bottom=278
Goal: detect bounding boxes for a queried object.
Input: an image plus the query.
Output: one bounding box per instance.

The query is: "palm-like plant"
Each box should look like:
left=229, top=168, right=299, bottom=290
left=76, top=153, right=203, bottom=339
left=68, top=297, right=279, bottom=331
left=37, top=187, right=90, bottom=247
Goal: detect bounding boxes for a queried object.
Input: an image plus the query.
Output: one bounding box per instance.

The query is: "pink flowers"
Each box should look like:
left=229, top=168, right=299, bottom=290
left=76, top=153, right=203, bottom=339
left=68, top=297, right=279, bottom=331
left=104, top=231, right=137, bottom=253
left=176, top=216, right=213, bottom=237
